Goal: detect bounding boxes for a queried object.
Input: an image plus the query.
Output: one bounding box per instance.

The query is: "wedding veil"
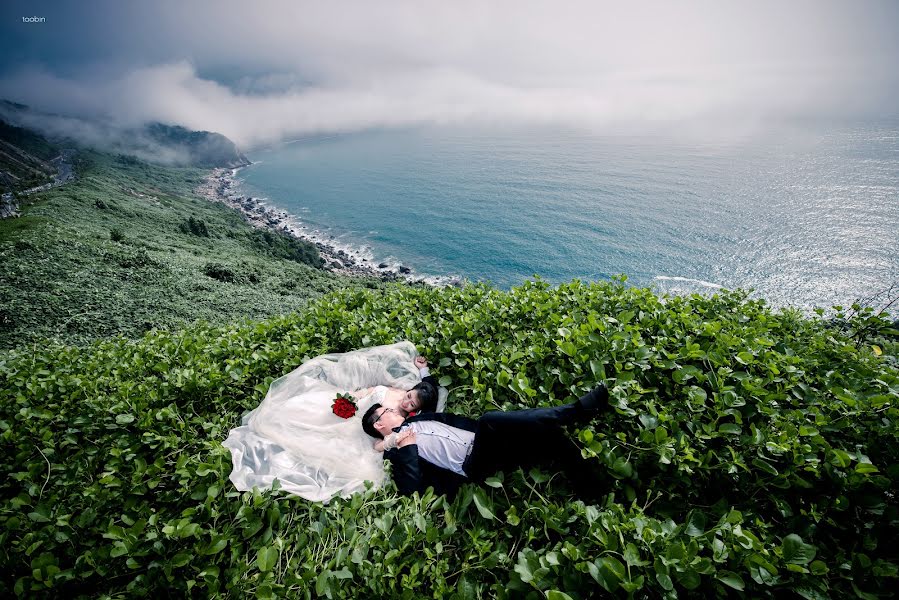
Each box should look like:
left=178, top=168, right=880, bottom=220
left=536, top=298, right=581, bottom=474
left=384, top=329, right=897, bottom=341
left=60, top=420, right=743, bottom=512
left=222, top=341, right=446, bottom=501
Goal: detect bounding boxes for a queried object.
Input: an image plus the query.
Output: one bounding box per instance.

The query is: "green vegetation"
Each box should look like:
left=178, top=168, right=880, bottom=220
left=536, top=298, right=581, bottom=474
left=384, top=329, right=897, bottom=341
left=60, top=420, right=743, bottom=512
left=179, top=215, right=211, bottom=237
left=2, top=280, right=896, bottom=598
left=0, top=119, right=58, bottom=191
left=0, top=150, right=380, bottom=349
left=0, top=118, right=59, bottom=162
left=142, top=122, right=249, bottom=168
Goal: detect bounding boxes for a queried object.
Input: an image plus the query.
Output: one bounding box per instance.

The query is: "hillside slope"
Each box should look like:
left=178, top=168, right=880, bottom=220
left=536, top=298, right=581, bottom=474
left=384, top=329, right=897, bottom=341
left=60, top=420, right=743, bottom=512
left=0, top=149, right=381, bottom=349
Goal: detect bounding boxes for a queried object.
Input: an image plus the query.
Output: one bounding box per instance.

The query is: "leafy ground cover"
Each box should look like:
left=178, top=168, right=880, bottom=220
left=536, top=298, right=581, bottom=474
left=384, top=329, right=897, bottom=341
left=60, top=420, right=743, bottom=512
left=1, top=279, right=896, bottom=598
left=0, top=150, right=377, bottom=349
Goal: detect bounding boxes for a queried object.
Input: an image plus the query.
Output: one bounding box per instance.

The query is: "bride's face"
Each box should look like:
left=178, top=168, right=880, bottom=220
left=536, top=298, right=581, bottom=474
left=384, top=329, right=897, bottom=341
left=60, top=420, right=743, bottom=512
left=400, top=390, right=421, bottom=413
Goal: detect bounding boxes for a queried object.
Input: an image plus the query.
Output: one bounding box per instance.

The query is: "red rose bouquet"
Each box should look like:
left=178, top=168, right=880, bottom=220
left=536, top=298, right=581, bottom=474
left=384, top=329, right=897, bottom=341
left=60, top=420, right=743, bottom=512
left=332, top=393, right=358, bottom=419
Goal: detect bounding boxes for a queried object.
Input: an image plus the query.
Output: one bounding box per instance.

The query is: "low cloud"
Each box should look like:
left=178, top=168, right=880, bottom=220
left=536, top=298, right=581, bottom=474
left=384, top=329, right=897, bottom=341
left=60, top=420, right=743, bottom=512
left=0, top=1, right=896, bottom=149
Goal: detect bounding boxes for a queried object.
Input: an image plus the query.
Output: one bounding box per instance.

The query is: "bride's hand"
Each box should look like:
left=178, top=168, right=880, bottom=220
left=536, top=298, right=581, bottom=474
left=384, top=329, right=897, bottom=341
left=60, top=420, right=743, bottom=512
left=414, top=356, right=428, bottom=369
left=396, top=430, right=417, bottom=447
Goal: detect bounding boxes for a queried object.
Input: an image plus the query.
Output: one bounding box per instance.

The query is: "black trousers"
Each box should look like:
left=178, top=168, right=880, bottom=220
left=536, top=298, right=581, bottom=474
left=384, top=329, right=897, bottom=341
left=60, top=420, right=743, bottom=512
left=462, top=401, right=590, bottom=483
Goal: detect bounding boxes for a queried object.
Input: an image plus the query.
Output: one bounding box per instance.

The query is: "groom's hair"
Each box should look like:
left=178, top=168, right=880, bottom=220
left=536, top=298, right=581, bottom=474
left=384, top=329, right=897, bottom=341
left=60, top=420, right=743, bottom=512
left=412, top=380, right=438, bottom=412
left=362, top=403, right=384, bottom=439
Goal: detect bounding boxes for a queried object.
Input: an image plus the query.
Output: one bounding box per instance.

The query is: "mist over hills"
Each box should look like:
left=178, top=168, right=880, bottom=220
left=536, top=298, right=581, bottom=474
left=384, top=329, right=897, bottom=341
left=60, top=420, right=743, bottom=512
left=0, top=99, right=250, bottom=173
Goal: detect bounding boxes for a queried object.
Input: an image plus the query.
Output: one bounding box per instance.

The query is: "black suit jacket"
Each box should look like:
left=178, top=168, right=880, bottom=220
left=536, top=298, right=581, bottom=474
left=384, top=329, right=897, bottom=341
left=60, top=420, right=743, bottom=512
left=383, top=412, right=478, bottom=498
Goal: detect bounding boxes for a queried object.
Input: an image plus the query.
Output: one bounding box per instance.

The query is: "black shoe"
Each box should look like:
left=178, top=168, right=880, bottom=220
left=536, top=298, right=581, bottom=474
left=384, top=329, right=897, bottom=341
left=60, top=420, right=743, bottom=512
left=577, top=383, right=609, bottom=413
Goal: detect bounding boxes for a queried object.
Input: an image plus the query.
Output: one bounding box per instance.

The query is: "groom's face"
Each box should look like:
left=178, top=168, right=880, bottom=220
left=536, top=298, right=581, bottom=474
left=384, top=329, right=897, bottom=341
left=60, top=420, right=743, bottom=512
left=373, top=406, right=404, bottom=435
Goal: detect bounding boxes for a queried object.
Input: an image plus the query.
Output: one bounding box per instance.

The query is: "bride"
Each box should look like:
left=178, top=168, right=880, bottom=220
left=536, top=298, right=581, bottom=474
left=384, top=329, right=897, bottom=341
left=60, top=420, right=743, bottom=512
left=223, top=341, right=445, bottom=502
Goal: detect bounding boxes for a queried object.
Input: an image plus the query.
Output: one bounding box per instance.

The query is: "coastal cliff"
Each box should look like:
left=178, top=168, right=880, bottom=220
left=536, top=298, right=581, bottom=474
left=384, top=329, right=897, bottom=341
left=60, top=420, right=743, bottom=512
left=143, top=123, right=251, bottom=168
left=0, top=99, right=251, bottom=170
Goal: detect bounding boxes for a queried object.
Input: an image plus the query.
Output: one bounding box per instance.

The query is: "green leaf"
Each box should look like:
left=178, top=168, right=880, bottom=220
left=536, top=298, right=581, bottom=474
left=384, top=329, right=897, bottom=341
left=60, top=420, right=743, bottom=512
left=471, top=488, right=495, bottom=520
left=413, top=512, right=427, bottom=533
left=685, top=511, right=707, bottom=537
left=655, top=426, right=668, bottom=443
left=676, top=567, right=701, bottom=590
left=171, top=552, right=191, bottom=568
left=115, top=414, right=135, bottom=424
left=595, top=556, right=626, bottom=592
left=546, top=592, right=574, bottom=600
left=809, top=560, right=828, bottom=575
left=716, top=571, right=745, bottom=591
left=830, top=449, right=852, bottom=467
left=257, top=546, right=279, bottom=572
left=611, top=457, right=634, bottom=479
left=782, top=534, right=816, bottom=565
left=854, top=462, right=880, bottom=474
left=752, top=458, right=779, bottom=476
left=204, top=537, right=228, bottom=555
left=656, top=572, right=674, bottom=591
left=559, top=341, right=577, bottom=357
left=624, top=543, right=648, bottom=566
left=718, top=423, right=742, bottom=436
left=735, top=351, right=754, bottom=365
left=639, top=413, right=658, bottom=430
left=438, top=376, right=452, bottom=387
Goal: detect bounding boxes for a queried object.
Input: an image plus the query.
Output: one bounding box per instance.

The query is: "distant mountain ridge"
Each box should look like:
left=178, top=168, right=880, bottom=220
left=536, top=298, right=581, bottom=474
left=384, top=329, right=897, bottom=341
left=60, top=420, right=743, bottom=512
left=0, top=99, right=250, bottom=170
left=142, top=122, right=250, bottom=169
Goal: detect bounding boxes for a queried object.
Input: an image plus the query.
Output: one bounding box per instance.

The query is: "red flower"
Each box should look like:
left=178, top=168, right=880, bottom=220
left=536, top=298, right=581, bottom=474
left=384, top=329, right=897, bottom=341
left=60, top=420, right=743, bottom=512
left=332, top=393, right=358, bottom=419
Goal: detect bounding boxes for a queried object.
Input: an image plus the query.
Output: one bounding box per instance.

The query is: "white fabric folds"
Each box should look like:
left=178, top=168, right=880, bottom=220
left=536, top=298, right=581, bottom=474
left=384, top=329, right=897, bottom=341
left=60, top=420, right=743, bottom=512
left=222, top=341, right=441, bottom=502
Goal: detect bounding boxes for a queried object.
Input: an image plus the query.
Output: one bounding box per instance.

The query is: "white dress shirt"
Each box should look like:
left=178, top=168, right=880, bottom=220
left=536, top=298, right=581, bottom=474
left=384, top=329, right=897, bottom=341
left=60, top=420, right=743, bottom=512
left=401, top=420, right=474, bottom=476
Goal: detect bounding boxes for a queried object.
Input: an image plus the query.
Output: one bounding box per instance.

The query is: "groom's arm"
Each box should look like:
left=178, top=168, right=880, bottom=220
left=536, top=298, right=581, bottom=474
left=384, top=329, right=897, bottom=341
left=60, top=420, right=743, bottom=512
left=384, top=441, right=426, bottom=496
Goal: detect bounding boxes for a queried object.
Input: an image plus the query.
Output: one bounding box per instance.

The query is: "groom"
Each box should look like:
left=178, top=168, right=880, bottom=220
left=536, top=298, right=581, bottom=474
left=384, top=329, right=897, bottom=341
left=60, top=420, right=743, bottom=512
left=361, top=384, right=610, bottom=498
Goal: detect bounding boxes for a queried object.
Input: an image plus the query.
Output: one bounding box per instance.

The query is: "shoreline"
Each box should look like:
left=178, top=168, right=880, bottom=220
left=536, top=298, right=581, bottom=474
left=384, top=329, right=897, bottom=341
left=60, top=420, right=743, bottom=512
left=196, top=165, right=464, bottom=286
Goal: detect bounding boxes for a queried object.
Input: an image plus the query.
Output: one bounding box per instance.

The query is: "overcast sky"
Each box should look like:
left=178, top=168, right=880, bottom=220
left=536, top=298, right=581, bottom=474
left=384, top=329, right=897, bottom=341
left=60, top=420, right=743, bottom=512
left=1, top=0, right=897, bottom=148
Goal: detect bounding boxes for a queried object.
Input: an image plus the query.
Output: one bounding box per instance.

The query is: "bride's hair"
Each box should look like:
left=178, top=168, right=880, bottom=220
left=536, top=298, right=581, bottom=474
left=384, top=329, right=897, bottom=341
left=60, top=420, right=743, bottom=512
left=362, top=403, right=384, bottom=439
left=412, top=381, right=438, bottom=412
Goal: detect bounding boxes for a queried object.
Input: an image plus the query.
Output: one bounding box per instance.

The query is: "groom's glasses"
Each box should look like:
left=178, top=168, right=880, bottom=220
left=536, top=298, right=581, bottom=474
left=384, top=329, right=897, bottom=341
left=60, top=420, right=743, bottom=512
left=373, top=407, right=397, bottom=426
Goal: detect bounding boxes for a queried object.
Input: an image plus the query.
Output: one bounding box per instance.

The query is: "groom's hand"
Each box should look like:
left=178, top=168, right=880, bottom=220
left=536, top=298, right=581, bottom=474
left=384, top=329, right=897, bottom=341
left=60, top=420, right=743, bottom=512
left=396, top=430, right=417, bottom=447
left=414, top=356, right=428, bottom=369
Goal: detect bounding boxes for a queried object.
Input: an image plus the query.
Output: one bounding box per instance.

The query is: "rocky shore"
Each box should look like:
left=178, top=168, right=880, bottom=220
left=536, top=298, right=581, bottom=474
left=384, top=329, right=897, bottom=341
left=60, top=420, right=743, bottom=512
left=196, top=167, right=462, bottom=286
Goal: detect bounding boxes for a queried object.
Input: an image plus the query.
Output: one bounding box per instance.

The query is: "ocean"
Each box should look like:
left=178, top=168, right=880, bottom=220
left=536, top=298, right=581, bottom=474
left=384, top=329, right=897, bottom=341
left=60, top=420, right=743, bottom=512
left=236, top=122, right=899, bottom=311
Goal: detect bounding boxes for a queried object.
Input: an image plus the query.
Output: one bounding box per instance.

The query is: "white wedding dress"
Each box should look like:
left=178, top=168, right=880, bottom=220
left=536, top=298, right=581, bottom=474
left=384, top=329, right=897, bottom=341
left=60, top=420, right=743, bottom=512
left=222, top=341, right=444, bottom=502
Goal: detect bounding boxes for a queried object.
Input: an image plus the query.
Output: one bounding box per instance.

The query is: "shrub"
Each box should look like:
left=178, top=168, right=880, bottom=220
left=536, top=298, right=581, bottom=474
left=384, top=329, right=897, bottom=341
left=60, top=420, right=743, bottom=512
left=117, top=249, right=159, bottom=269
left=0, top=280, right=896, bottom=598
left=249, top=229, right=323, bottom=269
left=115, top=154, right=141, bottom=166
left=109, top=228, right=125, bottom=242
left=179, top=215, right=211, bottom=237
left=203, top=262, right=236, bottom=282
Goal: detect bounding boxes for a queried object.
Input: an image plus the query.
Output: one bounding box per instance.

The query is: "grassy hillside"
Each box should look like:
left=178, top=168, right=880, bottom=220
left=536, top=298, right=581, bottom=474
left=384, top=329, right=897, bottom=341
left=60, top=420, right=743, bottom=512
left=1, top=280, right=896, bottom=598
left=0, top=119, right=59, bottom=192
left=0, top=150, right=383, bottom=349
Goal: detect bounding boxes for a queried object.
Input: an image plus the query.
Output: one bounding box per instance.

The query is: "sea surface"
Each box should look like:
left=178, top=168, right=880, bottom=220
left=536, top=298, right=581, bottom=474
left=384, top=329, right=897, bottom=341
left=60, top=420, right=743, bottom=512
left=237, top=121, right=899, bottom=311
